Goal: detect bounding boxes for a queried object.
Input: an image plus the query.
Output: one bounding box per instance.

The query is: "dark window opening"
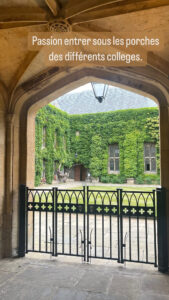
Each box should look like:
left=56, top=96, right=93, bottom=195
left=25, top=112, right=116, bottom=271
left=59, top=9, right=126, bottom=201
left=109, top=144, right=120, bottom=173
left=144, top=143, right=156, bottom=173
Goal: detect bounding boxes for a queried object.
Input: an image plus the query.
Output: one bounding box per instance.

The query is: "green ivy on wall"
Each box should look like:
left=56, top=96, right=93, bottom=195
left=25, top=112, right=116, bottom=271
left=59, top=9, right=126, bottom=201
left=35, top=105, right=72, bottom=186
left=35, top=105, right=160, bottom=186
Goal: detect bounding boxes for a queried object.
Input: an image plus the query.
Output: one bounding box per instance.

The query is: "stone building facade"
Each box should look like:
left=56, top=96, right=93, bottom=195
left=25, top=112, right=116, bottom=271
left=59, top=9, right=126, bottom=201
left=35, top=105, right=160, bottom=185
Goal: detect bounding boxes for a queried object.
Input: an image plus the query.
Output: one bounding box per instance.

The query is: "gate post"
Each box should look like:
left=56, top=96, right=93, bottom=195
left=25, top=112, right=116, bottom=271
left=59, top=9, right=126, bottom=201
left=18, top=184, right=27, bottom=257
left=118, top=189, right=123, bottom=263
left=53, top=187, right=58, bottom=256
left=157, top=187, right=168, bottom=272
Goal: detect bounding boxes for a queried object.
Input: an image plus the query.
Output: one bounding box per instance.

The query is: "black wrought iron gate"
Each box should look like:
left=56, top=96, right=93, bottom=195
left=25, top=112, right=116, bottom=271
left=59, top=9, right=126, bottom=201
left=18, top=185, right=168, bottom=271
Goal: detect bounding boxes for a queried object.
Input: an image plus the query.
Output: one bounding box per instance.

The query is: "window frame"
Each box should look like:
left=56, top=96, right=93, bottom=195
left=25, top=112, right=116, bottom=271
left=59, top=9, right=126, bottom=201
left=108, top=143, right=120, bottom=174
left=144, top=142, right=157, bottom=174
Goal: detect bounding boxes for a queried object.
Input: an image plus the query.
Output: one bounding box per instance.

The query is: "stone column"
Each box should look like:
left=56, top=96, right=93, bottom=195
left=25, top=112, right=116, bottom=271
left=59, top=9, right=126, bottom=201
left=26, top=111, right=36, bottom=188
left=2, top=113, right=15, bottom=257
left=0, top=110, right=5, bottom=258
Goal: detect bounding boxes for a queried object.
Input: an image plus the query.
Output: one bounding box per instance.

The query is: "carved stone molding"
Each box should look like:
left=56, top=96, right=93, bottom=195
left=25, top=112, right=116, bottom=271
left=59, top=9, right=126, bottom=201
left=47, top=19, right=71, bottom=32
left=6, top=113, right=15, bottom=125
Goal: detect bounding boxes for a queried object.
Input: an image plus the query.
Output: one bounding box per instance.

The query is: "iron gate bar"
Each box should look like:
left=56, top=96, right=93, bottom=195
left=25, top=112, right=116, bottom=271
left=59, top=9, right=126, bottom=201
left=137, top=202, right=140, bottom=262
left=87, top=188, right=119, bottom=262
left=53, top=187, right=57, bottom=256
left=153, top=190, right=157, bottom=267
left=25, top=186, right=28, bottom=254
left=20, top=185, right=168, bottom=271
left=39, top=189, right=41, bottom=252
left=157, top=188, right=168, bottom=272
left=119, top=189, right=123, bottom=263
left=120, top=189, right=157, bottom=265
left=26, top=188, right=54, bottom=254
left=87, top=186, right=89, bottom=262
left=117, top=189, right=120, bottom=263
left=56, top=188, right=85, bottom=259
left=83, top=186, right=86, bottom=261
left=52, top=187, right=55, bottom=256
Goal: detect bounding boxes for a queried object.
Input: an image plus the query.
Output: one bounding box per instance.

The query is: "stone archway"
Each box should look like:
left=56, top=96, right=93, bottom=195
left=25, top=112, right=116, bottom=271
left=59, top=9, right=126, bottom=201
left=19, top=66, right=168, bottom=187
left=4, top=65, right=169, bottom=260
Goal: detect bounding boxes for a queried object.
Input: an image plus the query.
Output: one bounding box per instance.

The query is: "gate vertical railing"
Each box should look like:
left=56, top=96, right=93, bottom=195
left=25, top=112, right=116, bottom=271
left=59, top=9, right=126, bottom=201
left=120, top=189, right=157, bottom=265
left=86, top=186, right=89, bottom=262
left=19, top=184, right=169, bottom=272
left=52, top=187, right=55, bottom=256
left=119, top=189, right=123, bottom=263
left=53, top=187, right=57, bottom=256
left=83, top=186, right=86, bottom=262
left=86, top=187, right=120, bottom=262
left=54, top=187, right=86, bottom=259
left=153, top=189, right=157, bottom=267
left=157, top=187, right=168, bottom=272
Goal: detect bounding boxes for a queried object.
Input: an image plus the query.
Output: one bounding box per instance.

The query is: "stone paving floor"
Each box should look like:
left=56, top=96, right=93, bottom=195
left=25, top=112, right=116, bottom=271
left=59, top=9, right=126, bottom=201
left=0, top=255, right=168, bottom=300
left=27, top=212, right=156, bottom=263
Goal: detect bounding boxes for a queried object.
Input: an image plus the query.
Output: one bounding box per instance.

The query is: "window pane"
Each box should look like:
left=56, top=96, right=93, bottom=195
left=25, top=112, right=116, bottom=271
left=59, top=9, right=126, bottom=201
left=151, top=158, right=156, bottom=171
left=109, top=145, right=114, bottom=157
left=109, top=144, right=119, bottom=157
left=115, top=159, right=119, bottom=171
left=114, top=145, right=119, bottom=157
left=110, top=159, right=114, bottom=171
left=150, top=144, right=156, bottom=157
left=144, top=144, right=150, bottom=157
left=145, top=158, right=150, bottom=171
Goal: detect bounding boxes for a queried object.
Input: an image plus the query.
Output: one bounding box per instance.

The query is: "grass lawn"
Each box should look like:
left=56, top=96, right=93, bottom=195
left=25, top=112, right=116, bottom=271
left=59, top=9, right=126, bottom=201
left=31, top=185, right=156, bottom=208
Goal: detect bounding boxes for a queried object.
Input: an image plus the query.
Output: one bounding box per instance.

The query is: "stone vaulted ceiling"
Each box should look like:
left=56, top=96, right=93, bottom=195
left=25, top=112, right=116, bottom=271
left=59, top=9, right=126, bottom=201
left=0, top=0, right=169, bottom=110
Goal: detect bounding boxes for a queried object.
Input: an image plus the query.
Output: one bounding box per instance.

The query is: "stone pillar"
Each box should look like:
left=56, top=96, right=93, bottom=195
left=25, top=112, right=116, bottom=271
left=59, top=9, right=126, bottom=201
left=11, top=116, right=20, bottom=256
left=0, top=110, right=5, bottom=258
left=159, top=105, right=169, bottom=269
left=2, top=114, right=15, bottom=257
left=26, top=111, right=36, bottom=188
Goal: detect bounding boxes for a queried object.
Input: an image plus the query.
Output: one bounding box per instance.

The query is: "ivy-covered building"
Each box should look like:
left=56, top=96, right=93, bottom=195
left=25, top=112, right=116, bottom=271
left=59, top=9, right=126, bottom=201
left=35, top=104, right=160, bottom=186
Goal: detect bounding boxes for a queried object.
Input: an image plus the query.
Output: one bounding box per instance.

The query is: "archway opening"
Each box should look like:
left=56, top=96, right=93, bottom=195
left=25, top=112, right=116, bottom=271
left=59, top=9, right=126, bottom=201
left=9, top=66, right=168, bottom=271
left=33, top=82, right=159, bottom=189
left=21, top=75, right=163, bottom=268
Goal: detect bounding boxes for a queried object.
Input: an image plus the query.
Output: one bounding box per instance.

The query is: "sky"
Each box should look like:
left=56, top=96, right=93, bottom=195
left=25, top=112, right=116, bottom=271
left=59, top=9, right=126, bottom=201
left=67, top=83, right=93, bottom=94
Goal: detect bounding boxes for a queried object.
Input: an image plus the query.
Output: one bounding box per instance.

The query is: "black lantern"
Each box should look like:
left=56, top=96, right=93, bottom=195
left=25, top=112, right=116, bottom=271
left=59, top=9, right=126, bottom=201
left=91, top=82, right=109, bottom=103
